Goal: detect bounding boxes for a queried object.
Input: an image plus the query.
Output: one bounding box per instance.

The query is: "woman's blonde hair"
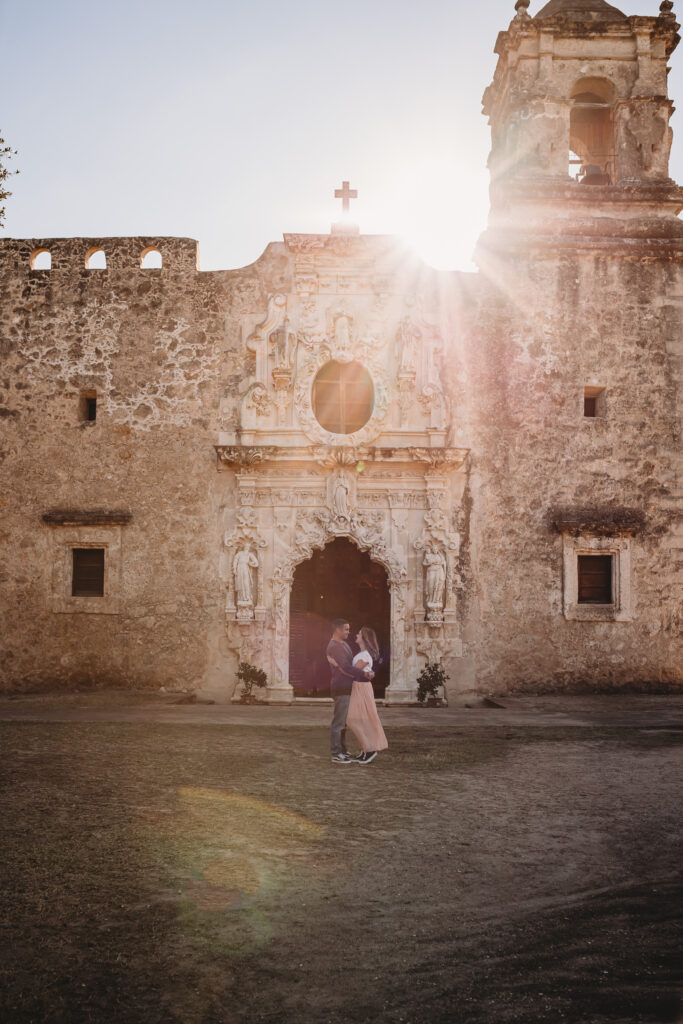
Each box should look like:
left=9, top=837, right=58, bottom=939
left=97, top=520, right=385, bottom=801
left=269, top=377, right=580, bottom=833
left=360, top=626, right=379, bottom=662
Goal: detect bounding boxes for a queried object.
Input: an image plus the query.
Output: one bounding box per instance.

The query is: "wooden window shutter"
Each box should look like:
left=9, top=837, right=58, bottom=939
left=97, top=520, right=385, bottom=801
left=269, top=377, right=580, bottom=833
left=577, top=554, right=612, bottom=604
left=72, top=548, right=105, bottom=597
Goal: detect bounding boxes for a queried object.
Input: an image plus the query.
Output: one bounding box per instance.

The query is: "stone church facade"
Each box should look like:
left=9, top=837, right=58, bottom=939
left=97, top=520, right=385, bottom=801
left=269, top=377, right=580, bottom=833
left=1, top=0, right=681, bottom=699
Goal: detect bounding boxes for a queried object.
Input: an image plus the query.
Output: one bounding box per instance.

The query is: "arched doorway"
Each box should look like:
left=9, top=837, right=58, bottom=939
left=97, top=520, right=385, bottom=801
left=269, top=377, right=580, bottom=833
left=289, top=537, right=390, bottom=698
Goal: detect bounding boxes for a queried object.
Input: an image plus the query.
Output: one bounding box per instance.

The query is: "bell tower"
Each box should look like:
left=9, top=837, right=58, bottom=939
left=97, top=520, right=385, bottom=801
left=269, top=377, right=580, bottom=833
left=478, top=0, right=683, bottom=252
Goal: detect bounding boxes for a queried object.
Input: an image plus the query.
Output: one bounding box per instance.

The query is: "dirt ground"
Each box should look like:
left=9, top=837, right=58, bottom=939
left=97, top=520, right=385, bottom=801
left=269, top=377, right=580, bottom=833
left=0, top=699, right=681, bottom=1024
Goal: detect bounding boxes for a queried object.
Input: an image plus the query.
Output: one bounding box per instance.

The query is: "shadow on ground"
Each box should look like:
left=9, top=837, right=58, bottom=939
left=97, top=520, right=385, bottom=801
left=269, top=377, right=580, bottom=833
left=0, top=722, right=681, bottom=1023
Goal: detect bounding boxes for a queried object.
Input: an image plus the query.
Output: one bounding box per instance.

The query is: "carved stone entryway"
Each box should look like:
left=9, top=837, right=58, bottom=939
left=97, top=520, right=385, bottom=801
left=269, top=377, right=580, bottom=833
left=289, top=538, right=390, bottom=698
left=216, top=230, right=469, bottom=704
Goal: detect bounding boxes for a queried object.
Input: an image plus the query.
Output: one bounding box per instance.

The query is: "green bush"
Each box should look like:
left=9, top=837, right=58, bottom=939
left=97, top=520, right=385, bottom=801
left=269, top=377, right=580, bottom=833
left=416, top=662, right=449, bottom=703
left=237, top=661, right=268, bottom=703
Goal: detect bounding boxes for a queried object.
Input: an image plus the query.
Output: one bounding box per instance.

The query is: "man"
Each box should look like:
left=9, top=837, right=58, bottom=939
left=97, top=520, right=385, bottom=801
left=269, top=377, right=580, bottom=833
left=326, top=618, right=374, bottom=764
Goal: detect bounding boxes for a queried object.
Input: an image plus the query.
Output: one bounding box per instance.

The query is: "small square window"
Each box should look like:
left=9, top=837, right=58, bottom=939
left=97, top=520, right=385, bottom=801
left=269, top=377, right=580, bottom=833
left=584, top=386, right=606, bottom=418
left=578, top=554, right=612, bottom=603
left=72, top=548, right=105, bottom=597
left=560, top=531, right=632, bottom=622
left=80, top=390, right=97, bottom=423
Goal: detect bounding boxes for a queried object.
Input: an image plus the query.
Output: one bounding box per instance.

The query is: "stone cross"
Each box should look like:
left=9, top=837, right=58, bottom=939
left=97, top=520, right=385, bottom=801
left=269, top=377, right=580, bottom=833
left=334, top=181, right=358, bottom=215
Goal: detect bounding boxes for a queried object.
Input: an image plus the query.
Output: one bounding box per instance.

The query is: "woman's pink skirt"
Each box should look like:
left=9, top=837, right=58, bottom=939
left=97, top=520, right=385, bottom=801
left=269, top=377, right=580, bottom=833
left=347, top=681, right=388, bottom=752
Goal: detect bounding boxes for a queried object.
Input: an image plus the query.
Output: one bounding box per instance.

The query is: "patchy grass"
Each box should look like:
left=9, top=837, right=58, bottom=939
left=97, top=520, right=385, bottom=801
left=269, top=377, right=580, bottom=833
left=0, top=723, right=681, bottom=1023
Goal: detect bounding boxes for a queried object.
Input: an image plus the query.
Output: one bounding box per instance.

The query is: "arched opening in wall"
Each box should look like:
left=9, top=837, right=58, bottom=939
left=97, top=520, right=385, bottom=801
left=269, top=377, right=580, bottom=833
left=140, top=247, right=162, bottom=269
left=86, top=248, right=107, bottom=270
left=289, top=537, right=390, bottom=699
left=569, top=77, right=616, bottom=184
left=30, top=249, right=51, bottom=270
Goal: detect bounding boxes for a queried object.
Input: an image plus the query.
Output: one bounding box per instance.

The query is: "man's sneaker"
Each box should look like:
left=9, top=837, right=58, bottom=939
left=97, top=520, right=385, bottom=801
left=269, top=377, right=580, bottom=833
left=331, top=753, right=354, bottom=764
left=357, top=751, right=377, bottom=764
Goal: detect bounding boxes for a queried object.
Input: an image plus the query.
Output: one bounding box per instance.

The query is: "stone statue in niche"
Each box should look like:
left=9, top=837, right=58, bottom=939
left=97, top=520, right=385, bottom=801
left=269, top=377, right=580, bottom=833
left=397, top=317, right=420, bottom=374
left=233, top=546, right=259, bottom=616
left=332, top=314, right=353, bottom=363
left=270, top=319, right=296, bottom=369
left=332, top=473, right=351, bottom=520
left=423, top=547, right=447, bottom=619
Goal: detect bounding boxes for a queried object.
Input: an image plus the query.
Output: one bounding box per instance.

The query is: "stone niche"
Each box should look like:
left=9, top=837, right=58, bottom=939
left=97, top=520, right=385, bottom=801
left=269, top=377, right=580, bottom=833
left=215, top=233, right=469, bottom=703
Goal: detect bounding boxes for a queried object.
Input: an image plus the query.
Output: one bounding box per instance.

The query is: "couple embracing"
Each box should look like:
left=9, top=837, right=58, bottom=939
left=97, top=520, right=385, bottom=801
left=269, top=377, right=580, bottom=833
left=326, top=617, right=388, bottom=765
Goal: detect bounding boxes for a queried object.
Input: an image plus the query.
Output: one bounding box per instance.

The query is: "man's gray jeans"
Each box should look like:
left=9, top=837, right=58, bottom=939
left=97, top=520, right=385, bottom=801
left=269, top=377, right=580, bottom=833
left=330, top=694, right=351, bottom=755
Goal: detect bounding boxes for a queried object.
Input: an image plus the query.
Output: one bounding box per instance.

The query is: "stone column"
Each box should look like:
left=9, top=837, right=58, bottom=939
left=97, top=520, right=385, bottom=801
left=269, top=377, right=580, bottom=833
left=384, top=580, right=417, bottom=705
left=267, top=574, right=295, bottom=704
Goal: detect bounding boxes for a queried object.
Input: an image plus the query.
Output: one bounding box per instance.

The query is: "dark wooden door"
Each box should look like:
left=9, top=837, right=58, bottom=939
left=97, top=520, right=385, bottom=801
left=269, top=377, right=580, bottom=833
left=289, top=538, right=390, bottom=698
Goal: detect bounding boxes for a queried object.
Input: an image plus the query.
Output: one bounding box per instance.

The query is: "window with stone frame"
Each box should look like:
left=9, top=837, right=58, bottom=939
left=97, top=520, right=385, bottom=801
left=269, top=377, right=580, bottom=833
left=312, top=360, right=374, bottom=434
left=556, top=517, right=636, bottom=622
left=43, top=511, right=131, bottom=615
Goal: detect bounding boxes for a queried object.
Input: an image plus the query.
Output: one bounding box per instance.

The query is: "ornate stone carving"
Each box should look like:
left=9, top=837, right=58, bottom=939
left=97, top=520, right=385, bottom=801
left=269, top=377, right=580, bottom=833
left=233, top=546, right=259, bottom=620
left=274, top=507, right=292, bottom=533
left=255, top=293, right=287, bottom=342
left=391, top=510, right=409, bottom=533
left=279, top=507, right=407, bottom=586
left=244, top=383, right=273, bottom=418
left=216, top=446, right=277, bottom=467
left=224, top=506, right=268, bottom=623
left=408, top=448, right=468, bottom=470
left=414, top=508, right=460, bottom=625
left=418, top=385, right=448, bottom=429
left=298, top=298, right=325, bottom=347
left=293, top=344, right=391, bottom=446
left=422, top=547, right=447, bottom=623
left=331, top=472, right=351, bottom=520
left=269, top=318, right=296, bottom=370
left=311, top=445, right=371, bottom=467
left=397, top=317, right=420, bottom=374
left=330, top=311, right=354, bottom=363
left=245, top=293, right=287, bottom=384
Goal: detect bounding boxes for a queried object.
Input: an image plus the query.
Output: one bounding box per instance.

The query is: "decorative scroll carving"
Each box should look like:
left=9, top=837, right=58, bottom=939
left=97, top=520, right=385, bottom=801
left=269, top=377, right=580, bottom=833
left=276, top=507, right=407, bottom=587
left=216, top=446, right=277, bottom=467
left=244, top=383, right=273, bottom=418
left=311, top=446, right=372, bottom=468
left=408, top=448, right=468, bottom=469
left=245, top=293, right=287, bottom=385
left=414, top=627, right=462, bottom=666
left=293, top=322, right=391, bottom=445
left=255, top=293, right=287, bottom=344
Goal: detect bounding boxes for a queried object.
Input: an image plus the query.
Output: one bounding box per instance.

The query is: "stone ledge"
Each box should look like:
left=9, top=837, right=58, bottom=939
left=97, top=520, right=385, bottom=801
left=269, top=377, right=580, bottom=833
left=215, top=444, right=469, bottom=469
left=551, top=506, right=645, bottom=536
left=42, top=510, right=133, bottom=527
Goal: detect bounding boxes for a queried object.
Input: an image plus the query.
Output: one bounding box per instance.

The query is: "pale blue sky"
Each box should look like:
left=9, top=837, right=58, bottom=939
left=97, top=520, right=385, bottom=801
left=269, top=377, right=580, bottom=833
left=1, top=0, right=681, bottom=270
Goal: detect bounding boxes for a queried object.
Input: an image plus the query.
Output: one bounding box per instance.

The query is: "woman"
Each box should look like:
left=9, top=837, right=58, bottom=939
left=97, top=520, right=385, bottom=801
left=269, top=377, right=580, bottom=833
left=344, top=626, right=388, bottom=764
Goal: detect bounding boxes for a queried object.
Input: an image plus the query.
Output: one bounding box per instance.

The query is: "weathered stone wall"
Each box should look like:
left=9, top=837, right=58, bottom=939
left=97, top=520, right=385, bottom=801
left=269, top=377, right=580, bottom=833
left=0, top=236, right=288, bottom=692
left=458, top=252, right=682, bottom=692
left=0, top=231, right=680, bottom=695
